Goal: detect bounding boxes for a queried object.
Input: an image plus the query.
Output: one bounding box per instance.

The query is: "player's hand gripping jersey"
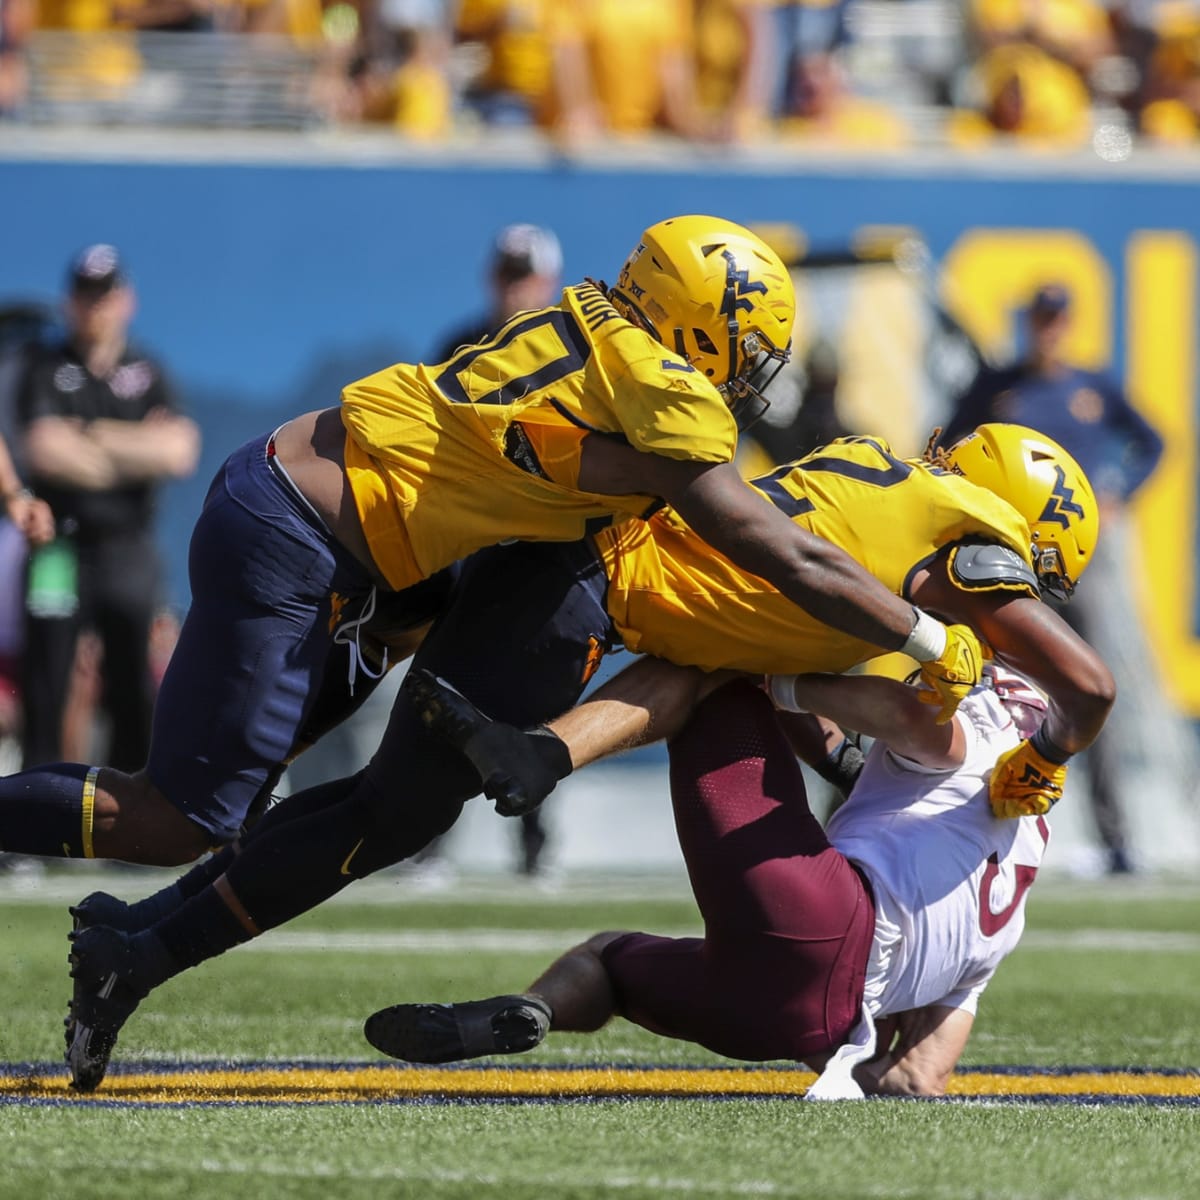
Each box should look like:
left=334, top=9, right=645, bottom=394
left=340, top=282, right=737, bottom=591
left=594, top=436, right=1038, bottom=674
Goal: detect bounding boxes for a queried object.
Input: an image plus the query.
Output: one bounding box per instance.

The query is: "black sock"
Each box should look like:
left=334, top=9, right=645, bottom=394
left=224, top=791, right=376, bottom=931
left=0, top=763, right=95, bottom=858
left=144, top=778, right=377, bottom=976
left=125, top=773, right=367, bottom=928
left=143, top=765, right=467, bottom=975
left=125, top=845, right=237, bottom=928
left=142, top=886, right=252, bottom=986
left=223, top=774, right=464, bottom=932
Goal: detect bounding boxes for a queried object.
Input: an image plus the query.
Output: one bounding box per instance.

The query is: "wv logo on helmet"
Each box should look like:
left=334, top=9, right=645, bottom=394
left=719, top=250, right=767, bottom=319
left=1037, top=466, right=1085, bottom=529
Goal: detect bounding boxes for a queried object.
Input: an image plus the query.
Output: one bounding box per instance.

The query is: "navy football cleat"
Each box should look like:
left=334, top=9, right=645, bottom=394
left=364, top=994, right=552, bottom=1064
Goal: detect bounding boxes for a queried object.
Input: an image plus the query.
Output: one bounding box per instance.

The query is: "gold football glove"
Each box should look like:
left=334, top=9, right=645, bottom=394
left=988, top=738, right=1068, bottom=819
left=915, top=622, right=986, bottom=725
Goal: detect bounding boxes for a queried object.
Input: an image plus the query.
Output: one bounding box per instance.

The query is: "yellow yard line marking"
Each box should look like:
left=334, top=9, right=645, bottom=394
left=1, top=1064, right=1197, bottom=1105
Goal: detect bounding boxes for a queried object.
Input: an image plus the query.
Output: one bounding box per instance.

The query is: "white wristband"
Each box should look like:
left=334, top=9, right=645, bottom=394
left=766, top=673, right=808, bottom=713
left=900, top=607, right=948, bottom=663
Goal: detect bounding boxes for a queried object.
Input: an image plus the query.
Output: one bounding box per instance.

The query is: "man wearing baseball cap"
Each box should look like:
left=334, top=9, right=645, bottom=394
left=938, top=280, right=1164, bottom=875
left=430, top=224, right=564, bottom=364
left=15, top=244, right=200, bottom=774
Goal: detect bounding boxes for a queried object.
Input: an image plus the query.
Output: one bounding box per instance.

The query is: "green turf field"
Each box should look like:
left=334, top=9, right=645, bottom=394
left=1, top=866, right=1198, bottom=1199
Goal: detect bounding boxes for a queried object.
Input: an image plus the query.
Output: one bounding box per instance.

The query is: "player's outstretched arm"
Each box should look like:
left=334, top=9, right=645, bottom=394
left=770, top=672, right=966, bottom=770
left=579, top=441, right=982, bottom=721
left=941, top=590, right=1114, bottom=758
left=917, top=566, right=1115, bottom=817
left=647, top=457, right=924, bottom=649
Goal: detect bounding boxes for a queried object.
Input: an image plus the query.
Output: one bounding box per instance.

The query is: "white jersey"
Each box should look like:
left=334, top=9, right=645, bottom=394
left=825, top=685, right=1051, bottom=1019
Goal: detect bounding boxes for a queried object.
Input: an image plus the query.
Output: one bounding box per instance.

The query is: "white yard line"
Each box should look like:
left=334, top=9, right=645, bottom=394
left=231, top=927, right=1200, bottom=955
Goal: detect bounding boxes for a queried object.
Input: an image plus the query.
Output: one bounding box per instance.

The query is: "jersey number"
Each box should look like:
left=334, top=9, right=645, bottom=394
left=978, top=817, right=1049, bottom=936
left=750, top=438, right=913, bottom=519
left=434, top=310, right=591, bottom=406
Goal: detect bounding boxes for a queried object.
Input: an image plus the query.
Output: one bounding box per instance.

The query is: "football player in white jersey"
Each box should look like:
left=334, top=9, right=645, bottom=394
left=364, top=658, right=1053, bottom=1099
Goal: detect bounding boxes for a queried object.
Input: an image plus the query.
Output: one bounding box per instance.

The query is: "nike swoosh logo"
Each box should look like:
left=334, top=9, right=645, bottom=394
left=339, top=838, right=365, bottom=876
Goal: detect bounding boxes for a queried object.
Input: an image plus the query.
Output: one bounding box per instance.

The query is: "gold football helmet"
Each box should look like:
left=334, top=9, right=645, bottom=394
left=609, top=215, right=795, bottom=428
left=943, top=423, right=1099, bottom=601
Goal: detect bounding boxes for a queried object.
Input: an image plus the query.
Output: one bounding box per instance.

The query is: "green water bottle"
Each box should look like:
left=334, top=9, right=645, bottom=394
left=26, top=535, right=79, bottom=620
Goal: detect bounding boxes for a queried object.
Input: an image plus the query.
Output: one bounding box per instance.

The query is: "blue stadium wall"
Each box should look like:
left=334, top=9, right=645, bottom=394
left=3, top=150, right=1198, bottom=709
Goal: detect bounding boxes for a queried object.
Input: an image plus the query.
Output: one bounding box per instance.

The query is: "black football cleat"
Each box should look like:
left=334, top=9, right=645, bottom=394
left=364, top=994, right=552, bottom=1064
left=65, top=926, right=151, bottom=1092
left=403, top=669, right=572, bottom=816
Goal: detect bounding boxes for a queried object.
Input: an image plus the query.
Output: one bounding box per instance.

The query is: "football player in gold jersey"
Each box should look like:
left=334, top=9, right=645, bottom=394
left=405, top=423, right=1113, bottom=822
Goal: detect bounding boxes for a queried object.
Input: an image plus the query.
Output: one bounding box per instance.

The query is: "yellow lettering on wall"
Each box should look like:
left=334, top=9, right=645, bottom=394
left=940, top=231, right=1111, bottom=366
left=1127, top=232, right=1199, bottom=711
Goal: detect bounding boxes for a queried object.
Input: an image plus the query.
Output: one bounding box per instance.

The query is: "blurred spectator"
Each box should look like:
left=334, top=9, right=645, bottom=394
left=762, top=0, right=853, bottom=113
left=0, top=304, right=58, bottom=771
left=776, top=47, right=912, bottom=148
left=16, top=244, right=200, bottom=772
left=684, top=2, right=905, bottom=149
left=1136, top=4, right=1200, bottom=144
left=109, top=0, right=217, bottom=32
left=454, top=0, right=554, bottom=128
left=967, top=0, right=1116, bottom=81
left=0, top=0, right=33, bottom=116
left=937, top=282, right=1164, bottom=874
left=1106, top=0, right=1165, bottom=124
left=245, top=0, right=453, bottom=136
left=0, top=431, right=54, bottom=546
left=247, top=0, right=362, bottom=123
left=947, top=42, right=1093, bottom=148
left=692, top=0, right=760, bottom=139
left=545, top=0, right=710, bottom=147
left=0, top=519, right=26, bottom=767
left=355, top=0, right=453, bottom=138
left=33, top=0, right=143, bottom=101
left=431, top=222, right=563, bottom=361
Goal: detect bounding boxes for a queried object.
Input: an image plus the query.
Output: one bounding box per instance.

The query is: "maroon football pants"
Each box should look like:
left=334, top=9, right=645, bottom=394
left=602, top=681, right=875, bottom=1062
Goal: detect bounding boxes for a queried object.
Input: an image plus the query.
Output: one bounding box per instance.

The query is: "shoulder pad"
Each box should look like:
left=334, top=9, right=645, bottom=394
left=949, top=542, right=1039, bottom=596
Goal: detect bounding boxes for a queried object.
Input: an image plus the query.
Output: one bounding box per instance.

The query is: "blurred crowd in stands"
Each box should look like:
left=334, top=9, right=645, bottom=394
left=4, top=0, right=1200, bottom=151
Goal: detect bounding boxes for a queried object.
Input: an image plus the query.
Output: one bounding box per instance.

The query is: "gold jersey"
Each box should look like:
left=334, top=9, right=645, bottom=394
left=341, top=282, right=737, bottom=590
left=594, top=436, right=1036, bottom=674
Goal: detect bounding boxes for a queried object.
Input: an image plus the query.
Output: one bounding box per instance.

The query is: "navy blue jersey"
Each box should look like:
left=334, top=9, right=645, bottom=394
left=17, top=338, right=182, bottom=541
